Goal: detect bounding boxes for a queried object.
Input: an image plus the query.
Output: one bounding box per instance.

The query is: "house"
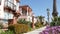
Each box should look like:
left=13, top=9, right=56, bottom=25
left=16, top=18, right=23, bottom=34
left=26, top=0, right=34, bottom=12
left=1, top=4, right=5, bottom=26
left=0, top=0, right=20, bottom=28
left=36, top=16, right=46, bottom=25
left=19, top=5, right=33, bottom=22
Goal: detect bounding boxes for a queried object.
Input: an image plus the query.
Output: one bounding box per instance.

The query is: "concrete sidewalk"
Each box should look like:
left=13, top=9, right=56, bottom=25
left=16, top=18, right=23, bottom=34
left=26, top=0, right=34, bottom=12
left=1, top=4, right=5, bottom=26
left=24, top=26, right=46, bottom=34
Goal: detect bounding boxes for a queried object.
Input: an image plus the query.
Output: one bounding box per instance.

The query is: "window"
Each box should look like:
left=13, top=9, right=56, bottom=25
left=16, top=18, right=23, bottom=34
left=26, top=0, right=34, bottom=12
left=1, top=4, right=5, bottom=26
left=4, top=12, right=13, bottom=19
left=4, top=12, right=9, bottom=19
left=4, top=0, right=16, bottom=10
left=8, top=1, right=11, bottom=7
left=8, top=0, right=14, bottom=3
left=0, top=0, right=1, bottom=5
left=8, top=13, right=13, bottom=19
left=22, top=10, right=27, bottom=16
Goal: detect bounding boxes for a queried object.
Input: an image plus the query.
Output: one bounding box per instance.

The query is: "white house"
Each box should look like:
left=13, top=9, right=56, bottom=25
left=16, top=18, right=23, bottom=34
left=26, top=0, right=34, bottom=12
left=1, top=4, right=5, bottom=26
left=0, top=0, right=20, bottom=28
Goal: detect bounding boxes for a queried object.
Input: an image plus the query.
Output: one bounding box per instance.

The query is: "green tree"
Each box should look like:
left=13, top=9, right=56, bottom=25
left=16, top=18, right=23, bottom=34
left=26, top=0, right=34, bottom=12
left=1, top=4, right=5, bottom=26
left=50, top=17, right=60, bottom=26
left=37, top=16, right=44, bottom=24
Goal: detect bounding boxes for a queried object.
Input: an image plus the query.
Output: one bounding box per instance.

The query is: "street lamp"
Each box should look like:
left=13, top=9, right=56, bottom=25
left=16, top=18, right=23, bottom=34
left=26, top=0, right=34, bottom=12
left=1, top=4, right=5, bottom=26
left=47, top=8, right=50, bottom=24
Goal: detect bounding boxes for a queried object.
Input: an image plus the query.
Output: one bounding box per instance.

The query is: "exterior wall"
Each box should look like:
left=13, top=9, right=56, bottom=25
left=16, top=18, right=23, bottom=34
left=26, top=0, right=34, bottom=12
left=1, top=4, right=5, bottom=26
left=4, top=12, right=13, bottom=19
left=42, top=18, right=46, bottom=25
left=18, top=16, right=32, bottom=22
left=0, top=0, right=20, bottom=26
left=13, top=0, right=20, bottom=24
left=0, top=0, right=5, bottom=19
left=34, top=17, right=37, bottom=23
left=26, top=16, right=32, bottom=22
left=0, top=0, right=15, bottom=19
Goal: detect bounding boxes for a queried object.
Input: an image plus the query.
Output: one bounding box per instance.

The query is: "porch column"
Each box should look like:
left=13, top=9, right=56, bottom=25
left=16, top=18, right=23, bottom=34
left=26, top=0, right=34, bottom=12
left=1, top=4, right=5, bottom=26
left=13, top=17, right=17, bottom=24
left=20, top=8, right=22, bottom=15
left=32, top=16, right=35, bottom=29
left=27, top=7, right=28, bottom=16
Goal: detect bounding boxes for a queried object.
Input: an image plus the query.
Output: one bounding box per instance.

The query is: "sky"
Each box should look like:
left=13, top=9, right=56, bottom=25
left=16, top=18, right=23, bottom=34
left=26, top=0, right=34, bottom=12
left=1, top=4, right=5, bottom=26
left=20, top=0, right=60, bottom=21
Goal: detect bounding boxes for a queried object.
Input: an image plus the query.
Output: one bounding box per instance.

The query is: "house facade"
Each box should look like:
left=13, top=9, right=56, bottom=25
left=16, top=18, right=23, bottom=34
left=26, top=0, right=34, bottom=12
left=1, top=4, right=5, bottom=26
left=0, top=0, right=20, bottom=28
left=19, top=5, right=33, bottom=22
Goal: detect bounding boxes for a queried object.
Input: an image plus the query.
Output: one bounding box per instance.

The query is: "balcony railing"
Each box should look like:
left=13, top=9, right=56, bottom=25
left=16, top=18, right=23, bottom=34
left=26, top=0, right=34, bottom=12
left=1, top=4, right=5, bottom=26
left=4, top=0, right=16, bottom=11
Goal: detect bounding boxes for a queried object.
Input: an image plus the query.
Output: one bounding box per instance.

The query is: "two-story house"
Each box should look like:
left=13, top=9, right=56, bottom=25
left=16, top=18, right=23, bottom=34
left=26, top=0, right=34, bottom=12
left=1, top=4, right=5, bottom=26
left=0, top=0, right=20, bottom=28
left=19, top=5, right=33, bottom=22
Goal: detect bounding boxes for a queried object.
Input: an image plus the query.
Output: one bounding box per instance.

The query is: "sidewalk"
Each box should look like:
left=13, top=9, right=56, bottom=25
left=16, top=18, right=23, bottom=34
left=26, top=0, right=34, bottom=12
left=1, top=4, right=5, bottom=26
left=24, top=26, right=46, bottom=34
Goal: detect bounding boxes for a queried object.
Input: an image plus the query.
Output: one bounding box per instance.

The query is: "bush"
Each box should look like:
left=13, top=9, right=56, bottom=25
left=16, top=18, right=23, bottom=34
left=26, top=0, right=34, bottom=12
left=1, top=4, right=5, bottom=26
left=8, top=24, right=15, bottom=32
left=35, top=22, right=43, bottom=28
left=50, top=21, right=60, bottom=26
left=0, top=23, right=3, bottom=29
left=0, top=29, right=3, bottom=34
left=57, top=22, right=60, bottom=26
left=0, top=30, right=14, bottom=34
left=50, top=21, right=55, bottom=26
left=17, top=19, right=31, bottom=25
left=50, top=17, right=60, bottom=26
left=8, top=24, right=29, bottom=34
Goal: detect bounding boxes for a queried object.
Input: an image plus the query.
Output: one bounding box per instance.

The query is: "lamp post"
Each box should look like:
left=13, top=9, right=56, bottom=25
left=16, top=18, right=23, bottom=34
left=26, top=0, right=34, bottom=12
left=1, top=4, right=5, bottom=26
left=47, top=8, right=50, bottom=25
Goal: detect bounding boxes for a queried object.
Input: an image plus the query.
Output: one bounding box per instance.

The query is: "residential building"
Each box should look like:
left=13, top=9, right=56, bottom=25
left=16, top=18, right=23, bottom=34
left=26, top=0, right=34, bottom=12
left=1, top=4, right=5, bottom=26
left=35, top=16, right=46, bottom=25
left=0, top=0, right=20, bottom=28
left=19, top=5, right=34, bottom=22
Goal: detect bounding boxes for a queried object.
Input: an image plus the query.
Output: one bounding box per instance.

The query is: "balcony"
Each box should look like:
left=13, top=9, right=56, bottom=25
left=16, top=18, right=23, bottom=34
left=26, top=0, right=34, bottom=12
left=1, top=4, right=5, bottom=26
left=4, top=0, right=16, bottom=12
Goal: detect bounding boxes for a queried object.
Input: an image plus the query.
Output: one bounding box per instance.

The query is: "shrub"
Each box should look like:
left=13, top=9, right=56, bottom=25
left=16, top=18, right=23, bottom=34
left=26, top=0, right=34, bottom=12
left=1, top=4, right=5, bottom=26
left=50, top=21, right=60, bottom=26
left=17, top=19, right=31, bottom=25
left=57, top=21, right=60, bottom=26
left=50, top=17, right=60, bottom=26
left=8, top=24, right=15, bottom=32
left=0, top=30, right=14, bottom=34
left=35, top=22, right=43, bottom=28
left=0, top=23, right=3, bottom=29
left=0, top=29, right=3, bottom=34
left=8, top=24, right=29, bottom=34
left=50, top=21, right=55, bottom=26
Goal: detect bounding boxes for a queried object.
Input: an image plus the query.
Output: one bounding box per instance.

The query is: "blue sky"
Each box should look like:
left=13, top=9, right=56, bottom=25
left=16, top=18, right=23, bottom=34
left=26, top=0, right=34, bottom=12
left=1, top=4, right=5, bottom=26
left=20, top=0, right=60, bottom=21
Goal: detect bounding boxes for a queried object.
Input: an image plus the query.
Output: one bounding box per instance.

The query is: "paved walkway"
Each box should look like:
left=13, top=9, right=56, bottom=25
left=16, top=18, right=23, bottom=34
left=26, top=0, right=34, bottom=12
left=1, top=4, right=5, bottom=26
left=24, top=26, right=46, bottom=34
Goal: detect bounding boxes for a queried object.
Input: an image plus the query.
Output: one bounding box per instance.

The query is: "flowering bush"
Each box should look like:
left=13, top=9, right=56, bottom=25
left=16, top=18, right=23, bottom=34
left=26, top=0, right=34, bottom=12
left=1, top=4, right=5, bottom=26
left=39, top=26, right=60, bottom=34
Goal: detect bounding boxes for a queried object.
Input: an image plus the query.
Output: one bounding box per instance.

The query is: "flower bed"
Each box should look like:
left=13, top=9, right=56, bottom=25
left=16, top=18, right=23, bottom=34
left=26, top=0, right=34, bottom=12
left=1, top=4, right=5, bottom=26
left=39, top=26, right=60, bottom=34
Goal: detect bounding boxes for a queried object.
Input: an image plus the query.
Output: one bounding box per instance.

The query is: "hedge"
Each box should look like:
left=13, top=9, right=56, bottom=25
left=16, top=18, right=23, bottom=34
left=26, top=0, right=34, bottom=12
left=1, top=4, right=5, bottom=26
left=8, top=24, right=29, bottom=34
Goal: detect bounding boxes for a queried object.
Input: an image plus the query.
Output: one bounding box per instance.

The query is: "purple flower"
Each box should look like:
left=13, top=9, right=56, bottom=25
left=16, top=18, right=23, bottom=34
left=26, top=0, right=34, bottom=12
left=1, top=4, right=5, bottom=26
left=44, top=32, right=49, bottom=34
left=39, top=32, right=43, bottom=34
left=39, top=26, right=60, bottom=34
left=52, top=29, right=56, bottom=34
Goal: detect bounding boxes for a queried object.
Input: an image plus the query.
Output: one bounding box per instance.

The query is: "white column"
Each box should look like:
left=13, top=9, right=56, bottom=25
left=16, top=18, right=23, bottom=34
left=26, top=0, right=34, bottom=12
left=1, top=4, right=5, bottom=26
left=27, top=7, right=28, bottom=16
left=20, top=8, right=22, bottom=15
